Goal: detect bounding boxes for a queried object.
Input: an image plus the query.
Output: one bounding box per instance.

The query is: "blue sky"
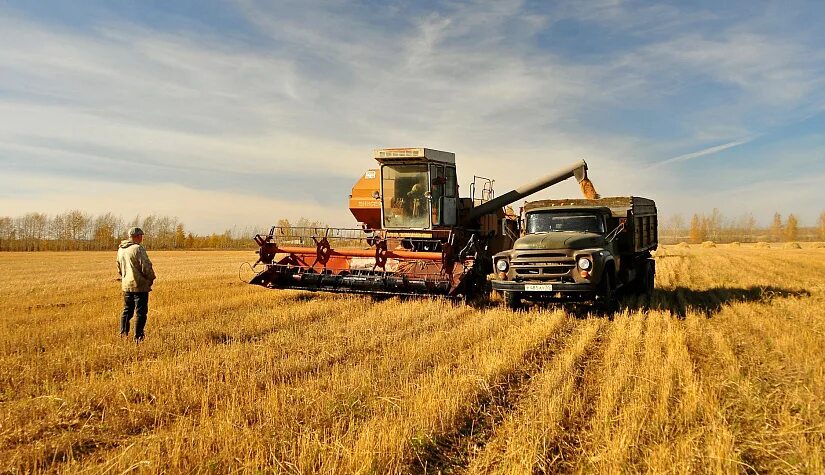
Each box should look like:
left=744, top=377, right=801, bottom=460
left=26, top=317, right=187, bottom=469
left=1, top=0, right=824, bottom=233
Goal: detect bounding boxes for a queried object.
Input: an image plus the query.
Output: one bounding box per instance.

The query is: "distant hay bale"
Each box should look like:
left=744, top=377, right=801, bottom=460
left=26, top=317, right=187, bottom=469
left=730, top=242, right=741, bottom=247
left=701, top=241, right=716, bottom=248
left=677, top=242, right=690, bottom=248
left=783, top=242, right=801, bottom=249
left=814, top=242, right=825, bottom=249
left=756, top=242, right=770, bottom=249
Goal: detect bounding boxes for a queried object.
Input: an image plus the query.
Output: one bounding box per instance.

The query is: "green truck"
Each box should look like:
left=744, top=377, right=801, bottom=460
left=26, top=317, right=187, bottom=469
left=490, top=197, right=657, bottom=311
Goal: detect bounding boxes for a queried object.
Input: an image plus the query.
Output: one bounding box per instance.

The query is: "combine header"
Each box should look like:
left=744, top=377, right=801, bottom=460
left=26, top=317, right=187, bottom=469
left=250, top=148, right=594, bottom=299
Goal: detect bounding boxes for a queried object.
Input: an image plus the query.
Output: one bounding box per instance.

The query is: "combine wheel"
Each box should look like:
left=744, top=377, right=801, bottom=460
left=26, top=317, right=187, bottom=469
left=503, top=290, right=522, bottom=310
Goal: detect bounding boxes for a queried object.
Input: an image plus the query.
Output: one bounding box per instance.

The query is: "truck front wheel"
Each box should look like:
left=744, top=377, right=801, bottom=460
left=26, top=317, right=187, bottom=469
left=595, top=270, right=618, bottom=314
left=503, top=291, right=522, bottom=310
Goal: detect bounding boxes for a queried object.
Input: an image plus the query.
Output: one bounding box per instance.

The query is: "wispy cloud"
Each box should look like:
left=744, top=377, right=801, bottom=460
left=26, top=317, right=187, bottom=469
left=647, top=137, right=755, bottom=170
left=644, top=32, right=825, bottom=105
left=1, top=1, right=824, bottom=229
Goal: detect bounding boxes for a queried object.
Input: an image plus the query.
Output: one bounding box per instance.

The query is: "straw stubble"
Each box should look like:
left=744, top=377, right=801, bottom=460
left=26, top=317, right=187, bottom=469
left=1, top=247, right=823, bottom=473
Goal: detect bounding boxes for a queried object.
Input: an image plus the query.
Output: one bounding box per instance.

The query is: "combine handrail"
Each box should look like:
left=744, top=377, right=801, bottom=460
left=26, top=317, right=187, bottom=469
left=465, top=159, right=588, bottom=222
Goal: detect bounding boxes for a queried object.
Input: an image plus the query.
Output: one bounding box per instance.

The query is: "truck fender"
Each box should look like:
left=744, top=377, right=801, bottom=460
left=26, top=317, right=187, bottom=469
left=597, top=255, right=616, bottom=281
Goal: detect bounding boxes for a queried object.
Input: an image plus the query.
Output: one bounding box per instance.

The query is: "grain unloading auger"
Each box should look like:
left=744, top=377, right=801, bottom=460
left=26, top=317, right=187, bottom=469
left=250, top=148, right=596, bottom=299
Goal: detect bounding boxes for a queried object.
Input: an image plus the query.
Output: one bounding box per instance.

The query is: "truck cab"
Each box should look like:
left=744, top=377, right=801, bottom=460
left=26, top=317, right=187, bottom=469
left=491, top=197, right=657, bottom=311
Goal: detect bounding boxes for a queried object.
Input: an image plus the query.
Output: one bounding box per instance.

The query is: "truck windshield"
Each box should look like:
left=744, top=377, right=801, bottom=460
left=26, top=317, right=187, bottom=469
left=382, top=164, right=430, bottom=228
left=527, top=212, right=605, bottom=234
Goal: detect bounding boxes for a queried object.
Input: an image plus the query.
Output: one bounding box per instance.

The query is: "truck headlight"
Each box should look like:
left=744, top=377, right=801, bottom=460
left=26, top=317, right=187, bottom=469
left=496, top=259, right=509, bottom=272
left=577, top=257, right=592, bottom=270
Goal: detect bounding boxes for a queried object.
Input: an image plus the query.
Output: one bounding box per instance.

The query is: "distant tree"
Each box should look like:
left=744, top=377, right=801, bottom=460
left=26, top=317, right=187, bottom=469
left=770, top=213, right=783, bottom=242
left=742, top=213, right=757, bottom=242
left=221, top=230, right=233, bottom=249
left=49, top=213, right=68, bottom=250
left=820, top=211, right=825, bottom=241
left=706, top=208, right=723, bottom=241
left=185, top=232, right=195, bottom=249
left=0, top=216, right=14, bottom=251
left=665, top=214, right=685, bottom=241
left=689, top=214, right=705, bottom=243
left=15, top=213, right=48, bottom=251
left=30, top=213, right=48, bottom=250
left=729, top=212, right=756, bottom=242
left=93, top=212, right=121, bottom=250
left=295, top=217, right=328, bottom=232
left=275, top=218, right=291, bottom=236
left=175, top=224, right=186, bottom=249
left=66, top=210, right=91, bottom=241
left=784, top=214, right=799, bottom=242
left=141, top=215, right=157, bottom=237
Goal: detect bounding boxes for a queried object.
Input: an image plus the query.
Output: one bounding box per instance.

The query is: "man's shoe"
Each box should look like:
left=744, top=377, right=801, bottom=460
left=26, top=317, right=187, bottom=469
left=120, top=332, right=129, bottom=338
left=135, top=334, right=145, bottom=343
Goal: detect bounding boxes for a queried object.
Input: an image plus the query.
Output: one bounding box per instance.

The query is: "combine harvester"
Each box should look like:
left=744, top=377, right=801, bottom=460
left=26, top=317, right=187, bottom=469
left=250, top=148, right=596, bottom=299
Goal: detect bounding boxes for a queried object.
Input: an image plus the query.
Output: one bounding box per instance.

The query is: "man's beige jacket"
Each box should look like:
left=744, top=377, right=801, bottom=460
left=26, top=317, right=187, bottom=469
left=117, top=240, right=156, bottom=292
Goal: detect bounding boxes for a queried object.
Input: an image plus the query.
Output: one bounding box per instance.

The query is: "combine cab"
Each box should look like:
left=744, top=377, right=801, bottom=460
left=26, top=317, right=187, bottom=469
left=250, top=148, right=593, bottom=299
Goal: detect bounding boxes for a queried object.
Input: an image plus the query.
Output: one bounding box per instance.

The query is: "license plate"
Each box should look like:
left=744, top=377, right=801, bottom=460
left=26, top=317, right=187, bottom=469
left=524, top=284, right=553, bottom=292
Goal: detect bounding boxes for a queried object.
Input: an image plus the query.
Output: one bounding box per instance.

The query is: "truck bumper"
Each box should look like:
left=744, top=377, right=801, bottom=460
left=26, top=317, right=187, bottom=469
left=491, top=280, right=597, bottom=301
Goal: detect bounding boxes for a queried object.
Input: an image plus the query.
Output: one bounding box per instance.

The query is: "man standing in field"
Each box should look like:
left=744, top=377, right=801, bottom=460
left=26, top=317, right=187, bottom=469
left=117, top=227, right=156, bottom=342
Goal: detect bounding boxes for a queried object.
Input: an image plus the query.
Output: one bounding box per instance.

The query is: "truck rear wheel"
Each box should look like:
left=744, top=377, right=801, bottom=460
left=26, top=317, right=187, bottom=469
left=643, top=260, right=656, bottom=295
left=503, top=291, right=522, bottom=310
left=630, top=258, right=655, bottom=295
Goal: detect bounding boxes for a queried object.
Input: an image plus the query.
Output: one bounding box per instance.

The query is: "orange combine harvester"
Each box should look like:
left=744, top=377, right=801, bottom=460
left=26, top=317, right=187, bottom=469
left=250, top=148, right=593, bottom=299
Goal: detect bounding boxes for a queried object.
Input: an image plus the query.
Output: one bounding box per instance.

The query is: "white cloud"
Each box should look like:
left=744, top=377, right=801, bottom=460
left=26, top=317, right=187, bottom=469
left=644, top=32, right=824, bottom=105
left=0, top=3, right=645, bottom=206
left=1, top=2, right=824, bottom=230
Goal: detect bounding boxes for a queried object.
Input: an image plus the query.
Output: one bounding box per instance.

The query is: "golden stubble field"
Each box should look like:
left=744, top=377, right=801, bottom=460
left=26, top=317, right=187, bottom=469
left=1, top=245, right=824, bottom=474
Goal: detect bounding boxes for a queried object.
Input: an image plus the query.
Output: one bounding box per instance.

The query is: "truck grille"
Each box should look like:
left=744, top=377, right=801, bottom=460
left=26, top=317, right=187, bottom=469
left=510, top=251, right=575, bottom=281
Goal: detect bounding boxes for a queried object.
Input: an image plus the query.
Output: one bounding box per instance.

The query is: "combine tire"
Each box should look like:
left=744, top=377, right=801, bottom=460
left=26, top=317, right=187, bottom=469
left=503, top=291, right=522, bottom=310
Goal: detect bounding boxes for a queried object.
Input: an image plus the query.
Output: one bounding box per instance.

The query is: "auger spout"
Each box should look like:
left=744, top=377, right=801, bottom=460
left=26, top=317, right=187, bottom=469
left=465, top=159, right=591, bottom=223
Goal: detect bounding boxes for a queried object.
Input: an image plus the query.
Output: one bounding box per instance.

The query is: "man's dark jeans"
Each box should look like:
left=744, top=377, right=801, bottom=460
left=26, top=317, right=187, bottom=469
left=121, top=292, right=149, bottom=340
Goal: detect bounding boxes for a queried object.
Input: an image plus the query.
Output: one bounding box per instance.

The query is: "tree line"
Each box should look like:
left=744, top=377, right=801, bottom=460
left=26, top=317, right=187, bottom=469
left=2, top=209, right=823, bottom=251
left=0, top=211, right=259, bottom=251
left=660, top=209, right=825, bottom=244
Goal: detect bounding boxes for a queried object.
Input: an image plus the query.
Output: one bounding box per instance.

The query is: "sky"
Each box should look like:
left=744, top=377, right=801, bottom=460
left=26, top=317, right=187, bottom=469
left=1, top=0, right=824, bottom=233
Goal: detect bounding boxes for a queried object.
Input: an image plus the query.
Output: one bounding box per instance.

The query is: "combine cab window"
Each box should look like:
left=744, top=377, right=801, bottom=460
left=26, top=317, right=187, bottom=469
left=382, top=164, right=430, bottom=228
left=527, top=212, right=605, bottom=234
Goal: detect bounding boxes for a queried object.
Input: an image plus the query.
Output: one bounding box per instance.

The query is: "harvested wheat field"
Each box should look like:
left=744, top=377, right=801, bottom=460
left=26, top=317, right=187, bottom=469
left=2, top=247, right=825, bottom=473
